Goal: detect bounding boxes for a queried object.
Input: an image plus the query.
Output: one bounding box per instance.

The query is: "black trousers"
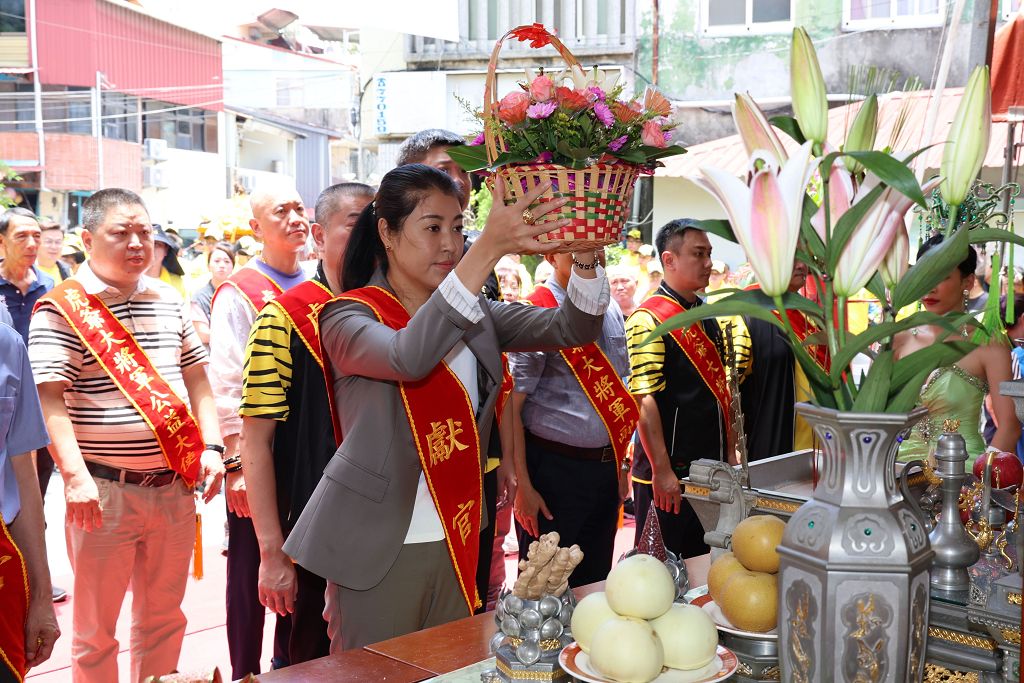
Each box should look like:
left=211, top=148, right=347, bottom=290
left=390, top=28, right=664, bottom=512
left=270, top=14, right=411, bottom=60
left=290, top=563, right=330, bottom=665
left=632, top=481, right=709, bottom=559
left=225, top=510, right=290, bottom=679
left=515, top=439, right=619, bottom=588
left=35, top=445, right=55, bottom=498
left=474, top=468, right=498, bottom=614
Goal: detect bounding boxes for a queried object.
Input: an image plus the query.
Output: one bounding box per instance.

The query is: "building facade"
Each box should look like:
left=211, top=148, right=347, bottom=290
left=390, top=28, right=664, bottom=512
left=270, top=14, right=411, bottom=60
left=356, top=0, right=638, bottom=181
left=0, top=0, right=225, bottom=227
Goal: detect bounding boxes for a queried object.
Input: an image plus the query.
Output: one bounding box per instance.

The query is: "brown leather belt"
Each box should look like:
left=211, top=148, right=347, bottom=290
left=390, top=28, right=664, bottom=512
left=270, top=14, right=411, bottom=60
left=526, top=431, right=615, bottom=463
left=85, top=461, right=180, bottom=488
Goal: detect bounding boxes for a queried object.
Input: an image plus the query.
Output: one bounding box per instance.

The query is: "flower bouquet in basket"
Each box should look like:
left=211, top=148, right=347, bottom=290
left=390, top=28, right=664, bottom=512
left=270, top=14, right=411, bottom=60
left=449, top=24, right=686, bottom=253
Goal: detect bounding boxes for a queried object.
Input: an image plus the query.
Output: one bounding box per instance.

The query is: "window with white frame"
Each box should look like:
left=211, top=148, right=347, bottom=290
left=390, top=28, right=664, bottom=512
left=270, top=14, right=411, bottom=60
left=701, top=0, right=793, bottom=34
left=844, top=0, right=944, bottom=29
left=1004, top=0, right=1023, bottom=18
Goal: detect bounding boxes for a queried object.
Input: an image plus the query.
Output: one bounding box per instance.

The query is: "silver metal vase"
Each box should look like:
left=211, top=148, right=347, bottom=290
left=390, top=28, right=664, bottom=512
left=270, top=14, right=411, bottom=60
left=777, top=404, right=934, bottom=683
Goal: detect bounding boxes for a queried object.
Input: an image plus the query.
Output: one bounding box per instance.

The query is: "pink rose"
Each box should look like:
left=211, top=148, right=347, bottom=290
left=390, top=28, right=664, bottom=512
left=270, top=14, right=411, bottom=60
left=498, top=91, right=530, bottom=126
left=641, top=119, right=668, bottom=148
left=529, top=75, right=555, bottom=102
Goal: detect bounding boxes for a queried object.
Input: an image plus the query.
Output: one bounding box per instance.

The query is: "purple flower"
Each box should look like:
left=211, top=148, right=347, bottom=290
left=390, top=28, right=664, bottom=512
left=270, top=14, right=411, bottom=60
left=535, top=151, right=554, bottom=163
left=593, top=101, right=614, bottom=128
left=608, top=135, right=628, bottom=152
left=588, top=86, right=606, bottom=102
left=527, top=101, right=558, bottom=119
left=470, top=132, right=485, bottom=146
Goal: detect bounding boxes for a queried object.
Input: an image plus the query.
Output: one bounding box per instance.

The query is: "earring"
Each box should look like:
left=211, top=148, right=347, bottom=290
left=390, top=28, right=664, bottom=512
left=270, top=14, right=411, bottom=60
left=962, top=289, right=970, bottom=337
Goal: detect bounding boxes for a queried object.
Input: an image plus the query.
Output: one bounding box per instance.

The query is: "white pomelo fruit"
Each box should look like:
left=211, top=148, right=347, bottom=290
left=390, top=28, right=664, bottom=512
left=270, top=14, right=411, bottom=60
left=649, top=603, right=718, bottom=670
left=570, top=592, right=619, bottom=654
left=589, top=616, right=665, bottom=683
left=605, top=554, right=675, bottom=620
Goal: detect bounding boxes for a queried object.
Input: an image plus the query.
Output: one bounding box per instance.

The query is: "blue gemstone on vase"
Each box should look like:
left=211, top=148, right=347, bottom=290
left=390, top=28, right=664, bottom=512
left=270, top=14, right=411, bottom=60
left=808, top=521, right=814, bottom=529
left=862, top=436, right=872, bottom=444
left=864, top=528, right=872, bottom=536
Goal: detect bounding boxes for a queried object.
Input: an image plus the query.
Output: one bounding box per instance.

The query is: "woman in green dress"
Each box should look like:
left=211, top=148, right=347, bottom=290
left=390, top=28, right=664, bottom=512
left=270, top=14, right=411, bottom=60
left=894, top=235, right=1020, bottom=466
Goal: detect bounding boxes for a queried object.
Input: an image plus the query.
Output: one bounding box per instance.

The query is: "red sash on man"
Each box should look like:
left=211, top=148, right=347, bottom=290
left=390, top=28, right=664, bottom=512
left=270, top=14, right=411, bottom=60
left=331, top=286, right=483, bottom=613
left=0, top=519, right=28, bottom=682
left=528, top=285, right=639, bottom=469
left=35, top=281, right=204, bottom=485
left=743, top=284, right=830, bottom=371
left=637, top=294, right=731, bottom=424
left=269, top=278, right=343, bottom=446
left=495, top=354, right=514, bottom=427
left=211, top=266, right=283, bottom=314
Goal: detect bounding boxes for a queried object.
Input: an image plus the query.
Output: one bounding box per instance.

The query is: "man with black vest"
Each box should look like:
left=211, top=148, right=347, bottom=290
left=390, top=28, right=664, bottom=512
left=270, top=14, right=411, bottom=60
left=626, top=219, right=733, bottom=559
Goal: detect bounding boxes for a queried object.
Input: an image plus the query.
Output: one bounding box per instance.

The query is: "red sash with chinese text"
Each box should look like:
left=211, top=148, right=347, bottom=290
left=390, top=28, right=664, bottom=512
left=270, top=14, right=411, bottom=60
left=638, top=294, right=731, bottom=423
left=527, top=285, right=639, bottom=468
left=268, top=278, right=342, bottom=446
left=744, top=285, right=830, bottom=371
left=495, top=354, right=513, bottom=427
left=36, top=281, right=203, bottom=485
left=211, top=266, right=283, bottom=315
left=0, top=519, right=28, bottom=681
left=333, top=286, right=482, bottom=613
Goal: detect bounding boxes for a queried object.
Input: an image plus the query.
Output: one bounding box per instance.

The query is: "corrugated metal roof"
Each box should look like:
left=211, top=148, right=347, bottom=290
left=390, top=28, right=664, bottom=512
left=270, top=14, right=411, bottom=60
left=658, top=88, right=1012, bottom=179
left=35, top=0, right=223, bottom=110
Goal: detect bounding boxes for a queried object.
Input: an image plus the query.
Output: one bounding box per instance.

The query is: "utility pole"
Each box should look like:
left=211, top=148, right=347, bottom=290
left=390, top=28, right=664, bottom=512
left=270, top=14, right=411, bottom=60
left=652, top=0, right=659, bottom=86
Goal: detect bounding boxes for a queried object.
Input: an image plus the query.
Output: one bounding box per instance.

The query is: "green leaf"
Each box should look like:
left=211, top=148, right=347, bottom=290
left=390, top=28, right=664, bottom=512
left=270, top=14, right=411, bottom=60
left=640, top=299, right=785, bottom=349
left=696, top=218, right=737, bottom=243
left=843, top=151, right=927, bottom=207
left=864, top=272, right=887, bottom=305
left=826, top=182, right=886, bottom=272
left=637, top=144, right=688, bottom=161
left=799, top=193, right=826, bottom=262
left=889, top=341, right=975, bottom=388
left=886, top=367, right=931, bottom=413
left=891, top=226, right=970, bottom=311
left=969, top=227, right=1024, bottom=250
left=769, top=115, right=807, bottom=145
left=447, top=144, right=490, bottom=172
left=852, top=349, right=893, bottom=412
left=828, top=311, right=966, bottom=384
left=610, top=149, right=647, bottom=164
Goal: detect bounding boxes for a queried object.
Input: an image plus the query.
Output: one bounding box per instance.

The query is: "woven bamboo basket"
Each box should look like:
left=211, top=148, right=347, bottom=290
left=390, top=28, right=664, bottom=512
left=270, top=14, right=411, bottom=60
left=484, top=26, right=641, bottom=253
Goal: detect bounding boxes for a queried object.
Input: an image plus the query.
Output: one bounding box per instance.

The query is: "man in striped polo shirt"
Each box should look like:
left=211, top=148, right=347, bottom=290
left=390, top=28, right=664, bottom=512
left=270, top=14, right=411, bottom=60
left=29, top=188, right=225, bottom=683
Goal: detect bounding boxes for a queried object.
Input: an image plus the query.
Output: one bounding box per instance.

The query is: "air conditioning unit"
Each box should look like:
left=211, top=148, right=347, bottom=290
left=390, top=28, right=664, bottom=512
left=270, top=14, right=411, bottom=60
left=143, top=165, right=169, bottom=189
left=143, top=138, right=169, bottom=162
left=237, top=170, right=257, bottom=193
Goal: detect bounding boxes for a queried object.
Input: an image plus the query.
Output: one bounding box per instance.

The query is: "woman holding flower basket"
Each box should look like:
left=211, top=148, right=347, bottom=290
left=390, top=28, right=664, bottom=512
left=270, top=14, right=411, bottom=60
left=282, top=164, right=610, bottom=650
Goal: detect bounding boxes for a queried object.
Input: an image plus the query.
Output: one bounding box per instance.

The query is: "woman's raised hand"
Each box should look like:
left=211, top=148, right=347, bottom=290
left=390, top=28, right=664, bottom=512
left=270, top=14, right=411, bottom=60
left=477, top=177, right=571, bottom=258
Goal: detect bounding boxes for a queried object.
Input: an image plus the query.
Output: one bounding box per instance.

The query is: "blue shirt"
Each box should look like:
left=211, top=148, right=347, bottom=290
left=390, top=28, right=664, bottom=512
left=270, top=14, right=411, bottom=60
left=0, top=265, right=54, bottom=343
left=510, top=278, right=631, bottom=449
left=0, top=322, right=50, bottom=523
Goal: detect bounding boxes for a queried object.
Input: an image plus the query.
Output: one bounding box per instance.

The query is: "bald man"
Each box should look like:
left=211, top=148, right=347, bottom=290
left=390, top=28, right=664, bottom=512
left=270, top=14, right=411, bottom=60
left=209, top=183, right=314, bottom=679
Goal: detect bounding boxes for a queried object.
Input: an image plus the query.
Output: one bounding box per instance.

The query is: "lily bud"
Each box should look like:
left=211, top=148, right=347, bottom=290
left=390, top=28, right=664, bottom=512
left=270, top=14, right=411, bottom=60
left=790, top=27, right=828, bottom=146
left=878, top=221, right=910, bottom=291
left=842, top=94, right=878, bottom=175
left=940, top=65, right=991, bottom=208
left=733, top=93, right=788, bottom=164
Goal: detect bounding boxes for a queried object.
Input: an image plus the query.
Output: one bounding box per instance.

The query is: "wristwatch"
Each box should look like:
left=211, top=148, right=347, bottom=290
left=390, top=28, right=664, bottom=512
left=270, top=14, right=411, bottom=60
left=205, top=443, right=226, bottom=454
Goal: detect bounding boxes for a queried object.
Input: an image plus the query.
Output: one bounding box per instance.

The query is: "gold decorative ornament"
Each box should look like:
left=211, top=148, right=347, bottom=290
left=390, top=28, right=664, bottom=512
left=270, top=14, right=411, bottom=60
left=761, top=666, right=781, bottom=681
left=942, top=418, right=961, bottom=433
left=921, top=460, right=942, bottom=487
left=495, top=657, right=561, bottom=681
left=967, top=517, right=994, bottom=552
left=683, top=484, right=710, bottom=497
left=1008, top=592, right=1022, bottom=606
left=736, top=662, right=753, bottom=676
left=755, top=497, right=801, bottom=514
left=926, top=626, right=997, bottom=651
left=1001, top=628, right=1021, bottom=646
left=521, top=208, right=536, bottom=225
left=922, top=663, right=979, bottom=682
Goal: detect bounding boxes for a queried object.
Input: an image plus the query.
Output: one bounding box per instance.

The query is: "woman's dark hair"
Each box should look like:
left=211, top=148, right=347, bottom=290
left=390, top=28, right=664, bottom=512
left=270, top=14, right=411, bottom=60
left=207, top=240, right=235, bottom=266
left=917, top=233, right=977, bottom=278
left=342, top=163, right=462, bottom=291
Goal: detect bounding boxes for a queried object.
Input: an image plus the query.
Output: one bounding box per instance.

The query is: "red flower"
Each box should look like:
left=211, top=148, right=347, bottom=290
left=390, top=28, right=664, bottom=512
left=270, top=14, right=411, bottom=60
left=497, top=91, right=530, bottom=126
left=556, top=86, right=592, bottom=112
left=510, top=23, right=553, bottom=49
left=612, top=100, right=643, bottom=124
